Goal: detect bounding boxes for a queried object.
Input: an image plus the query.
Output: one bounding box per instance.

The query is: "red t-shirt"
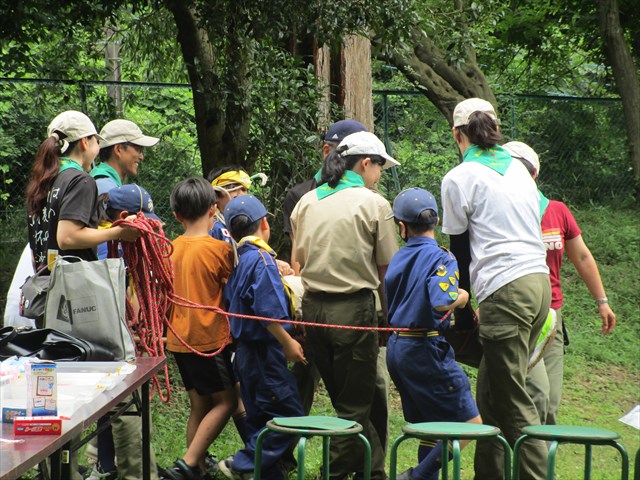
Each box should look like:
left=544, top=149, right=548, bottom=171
left=541, top=200, right=581, bottom=309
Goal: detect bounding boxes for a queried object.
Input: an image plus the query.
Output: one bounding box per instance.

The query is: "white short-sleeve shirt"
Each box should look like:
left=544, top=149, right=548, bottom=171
left=441, top=159, right=548, bottom=303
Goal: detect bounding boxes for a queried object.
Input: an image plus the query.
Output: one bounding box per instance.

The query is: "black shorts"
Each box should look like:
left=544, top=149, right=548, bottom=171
left=173, top=347, right=236, bottom=395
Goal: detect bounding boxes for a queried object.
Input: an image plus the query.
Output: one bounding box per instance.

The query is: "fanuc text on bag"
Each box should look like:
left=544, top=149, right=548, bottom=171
left=44, top=256, right=135, bottom=362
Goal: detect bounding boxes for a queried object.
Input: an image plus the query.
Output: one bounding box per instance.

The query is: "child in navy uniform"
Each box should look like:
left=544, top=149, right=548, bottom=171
left=219, top=195, right=305, bottom=480
left=384, top=188, right=481, bottom=480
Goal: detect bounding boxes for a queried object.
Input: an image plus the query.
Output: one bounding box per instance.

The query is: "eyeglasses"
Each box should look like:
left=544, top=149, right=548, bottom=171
left=123, top=143, right=144, bottom=154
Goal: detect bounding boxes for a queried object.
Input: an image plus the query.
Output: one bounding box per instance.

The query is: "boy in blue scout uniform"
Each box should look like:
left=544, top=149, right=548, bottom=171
left=219, top=195, right=306, bottom=480
left=384, top=188, right=482, bottom=480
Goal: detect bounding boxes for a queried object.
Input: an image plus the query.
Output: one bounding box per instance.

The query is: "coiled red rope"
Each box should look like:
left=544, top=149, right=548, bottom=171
left=113, top=214, right=452, bottom=402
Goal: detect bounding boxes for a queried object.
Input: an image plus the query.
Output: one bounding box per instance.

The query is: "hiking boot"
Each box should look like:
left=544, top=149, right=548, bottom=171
left=163, top=459, right=202, bottom=480
left=218, top=456, right=253, bottom=480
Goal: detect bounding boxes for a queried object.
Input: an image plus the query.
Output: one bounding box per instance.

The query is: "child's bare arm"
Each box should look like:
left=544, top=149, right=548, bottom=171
left=434, top=288, right=469, bottom=312
left=267, top=323, right=306, bottom=362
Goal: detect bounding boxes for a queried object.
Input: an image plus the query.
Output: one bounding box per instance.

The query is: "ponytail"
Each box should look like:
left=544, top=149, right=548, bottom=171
left=321, top=149, right=361, bottom=188
left=457, top=111, right=502, bottom=149
left=26, top=136, right=63, bottom=215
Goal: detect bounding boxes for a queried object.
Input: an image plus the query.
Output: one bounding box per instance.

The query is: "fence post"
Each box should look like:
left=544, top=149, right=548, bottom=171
left=80, top=82, right=88, bottom=113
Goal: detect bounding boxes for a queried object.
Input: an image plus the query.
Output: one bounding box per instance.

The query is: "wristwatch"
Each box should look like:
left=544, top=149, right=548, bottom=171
left=596, top=297, right=608, bottom=305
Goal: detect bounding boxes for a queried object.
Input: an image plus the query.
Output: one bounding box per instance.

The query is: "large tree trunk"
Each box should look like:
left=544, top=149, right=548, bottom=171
left=166, top=1, right=252, bottom=176
left=597, top=0, right=640, bottom=185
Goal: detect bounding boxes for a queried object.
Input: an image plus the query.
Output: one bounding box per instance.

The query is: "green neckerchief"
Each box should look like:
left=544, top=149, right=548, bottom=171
left=90, top=162, right=122, bottom=186
left=59, top=157, right=84, bottom=173
left=463, top=144, right=513, bottom=175
left=316, top=170, right=365, bottom=200
left=237, top=235, right=276, bottom=256
left=313, top=169, right=322, bottom=183
left=538, top=189, right=550, bottom=221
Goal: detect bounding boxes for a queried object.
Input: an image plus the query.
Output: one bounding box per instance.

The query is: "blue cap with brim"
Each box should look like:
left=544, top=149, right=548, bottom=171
left=107, top=184, right=162, bottom=222
left=322, top=119, right=368, bottom=143
left=224, top=194, right=268, bottom=225
left=386, top=187, right=438, bottom=223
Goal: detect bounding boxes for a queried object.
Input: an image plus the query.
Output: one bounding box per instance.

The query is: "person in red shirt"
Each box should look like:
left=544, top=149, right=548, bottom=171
left=503, top=141, right=616, bottom=427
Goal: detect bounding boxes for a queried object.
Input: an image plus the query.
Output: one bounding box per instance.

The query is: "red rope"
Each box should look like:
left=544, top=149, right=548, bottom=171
left=113, top=214, right=453, bottom=403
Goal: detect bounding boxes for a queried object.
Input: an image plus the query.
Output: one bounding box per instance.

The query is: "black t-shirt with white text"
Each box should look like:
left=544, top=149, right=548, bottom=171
left=28, top=169, right=99, bottom=272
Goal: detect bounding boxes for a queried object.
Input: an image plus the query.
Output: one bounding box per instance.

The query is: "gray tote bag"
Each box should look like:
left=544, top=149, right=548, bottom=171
left=44, top=256, right=135, bottom=361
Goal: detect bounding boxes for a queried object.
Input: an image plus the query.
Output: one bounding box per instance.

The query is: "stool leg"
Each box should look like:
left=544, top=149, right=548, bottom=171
left=322, top=436, right=330, bottom=480
left=254, top=427, right=269, bottom=480
left=452, top=440, right=461, bottom=480
left=496, top=435, right=512, bottom=480
left=388, top=434, right=407, bottom=480
left=584, top=443, right=592, bottom=480
left=609, top=441, right=629, bottom=480
left=512, top=434, right=528, bottom=480
left=358, top=433, right=372, bottom=480
left=297, top=437, right=307, bottom=480
left=441, top=440, right=449, bottom=480
left=547, top=441, right=559, bottom=480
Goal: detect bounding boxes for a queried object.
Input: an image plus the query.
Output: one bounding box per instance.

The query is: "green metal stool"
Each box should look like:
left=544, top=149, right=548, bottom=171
left=254, top=416, right=372, bottom=480
left=389, top=422, right=512, bottom=480
left=513, top=425, right=629, bottom=480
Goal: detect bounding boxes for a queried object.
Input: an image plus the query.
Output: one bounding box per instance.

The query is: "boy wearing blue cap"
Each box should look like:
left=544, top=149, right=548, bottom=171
left=385, top=188, right=481, bottom=480
left=219, top=194, right=305, bottom=480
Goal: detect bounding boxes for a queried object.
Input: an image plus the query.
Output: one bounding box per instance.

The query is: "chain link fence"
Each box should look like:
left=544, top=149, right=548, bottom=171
left=1, top=78, right=636, bottom=313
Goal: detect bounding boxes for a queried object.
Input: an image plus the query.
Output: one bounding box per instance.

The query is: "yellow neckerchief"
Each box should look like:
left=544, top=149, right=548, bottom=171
left=237, top=235, right=296, bottom=318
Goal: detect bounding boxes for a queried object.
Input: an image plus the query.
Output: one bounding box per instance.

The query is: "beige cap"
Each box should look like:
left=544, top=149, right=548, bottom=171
left=503, top=141, right=540, bottom=175
left=47, top=111, right=103, bottom=152
left=99, top=119, right=160, bottom=149
left=453, top=98, right=499, bottom=127
left=338, top=131, right=400, bottom=169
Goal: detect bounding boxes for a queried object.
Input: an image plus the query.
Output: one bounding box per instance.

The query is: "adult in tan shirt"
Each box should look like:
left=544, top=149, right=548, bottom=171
left=291, top=131, right=399, bottom=480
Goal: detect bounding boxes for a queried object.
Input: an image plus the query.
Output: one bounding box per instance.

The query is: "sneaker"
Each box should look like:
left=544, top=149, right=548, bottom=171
left=218, top=456, right=253, bottom=480
left=163, top=459, right=202, bottom=480
left=84, top=465, right=118, bottom=480
left=395, top=468, right=414, bottom=480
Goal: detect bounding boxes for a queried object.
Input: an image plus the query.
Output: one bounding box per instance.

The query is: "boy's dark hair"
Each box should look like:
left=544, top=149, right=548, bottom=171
left=207, top=165, right=242, bottom=183
left=395, top=208, right=438, bottom=235
left=170, top=177, right=216, bottom=221
left=321, top=150, right=386, bottom=188
left=456, top=111, right=502, bottom=149
left=228, top=215, right=261, bottom=242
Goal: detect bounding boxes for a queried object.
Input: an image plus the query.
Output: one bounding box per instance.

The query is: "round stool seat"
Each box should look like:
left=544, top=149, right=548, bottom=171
left=266, top=416, right=363, bottom=436
left=522, top=425, right=621, bottom=443
left=403, top=422, right=501, bottom=439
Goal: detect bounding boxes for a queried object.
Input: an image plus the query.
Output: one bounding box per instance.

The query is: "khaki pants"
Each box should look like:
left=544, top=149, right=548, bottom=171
left=302, top=290, right=386, bottom=480
left=474, top=273, right=551, bottom=480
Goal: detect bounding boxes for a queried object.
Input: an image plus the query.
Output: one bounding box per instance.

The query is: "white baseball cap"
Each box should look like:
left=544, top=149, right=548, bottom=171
left=338, top=131, right=400, bottom=169
left=99, top=119, right=160, bottom=149
left=47, top=110, right=103, bottom=150
left=503, top=141, right=540, bottom=175
left=453, top=98, right=499, bottom=127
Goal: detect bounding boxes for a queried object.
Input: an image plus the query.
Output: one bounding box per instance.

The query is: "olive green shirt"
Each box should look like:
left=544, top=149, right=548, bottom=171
left=291, top=186, right=398, bottom=294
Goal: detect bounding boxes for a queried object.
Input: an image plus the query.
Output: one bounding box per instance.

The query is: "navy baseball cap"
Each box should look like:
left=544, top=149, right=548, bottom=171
left=107, top=184, right=162, bottom=222
left=386, top=187, right=438, bottom=222
left=224, top=194, right=268, bottom=224
left=322, top=119, right=368, bottom=143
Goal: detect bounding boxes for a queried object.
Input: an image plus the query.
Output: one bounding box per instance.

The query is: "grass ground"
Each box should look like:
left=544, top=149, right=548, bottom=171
left=149, top=204, right=639, bottom=479
left=11, top=204, right=640, bottom=479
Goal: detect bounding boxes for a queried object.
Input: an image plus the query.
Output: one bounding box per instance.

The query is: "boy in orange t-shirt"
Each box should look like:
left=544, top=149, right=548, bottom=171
left=164, top=177, right=238, bottom=480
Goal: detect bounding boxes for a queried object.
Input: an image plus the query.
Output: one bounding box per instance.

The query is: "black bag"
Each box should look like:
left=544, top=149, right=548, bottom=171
left=0, top=326, right=116, bottom=362
left=19, top=267, right=51, bottom=328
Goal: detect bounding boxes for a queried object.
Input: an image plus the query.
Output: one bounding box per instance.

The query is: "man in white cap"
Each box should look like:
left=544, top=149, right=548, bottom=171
left=91, top=119, right=160, bottom=195
left=88, top=119, right=161, bottom=479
